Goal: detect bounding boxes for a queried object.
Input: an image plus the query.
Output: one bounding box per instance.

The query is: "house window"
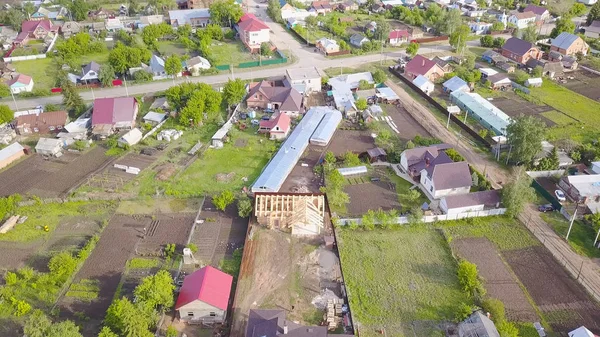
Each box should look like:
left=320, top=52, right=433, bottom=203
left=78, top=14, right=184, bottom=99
left=430, top=186, right=433, bottom=192
left=209, top=312, right=216, bottom=317
left=187, top=312, right=194, bottom=317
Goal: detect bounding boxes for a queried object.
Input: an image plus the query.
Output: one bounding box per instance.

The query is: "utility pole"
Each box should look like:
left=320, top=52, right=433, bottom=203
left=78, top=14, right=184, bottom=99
left=10, top=90, right=18, bottom=111
left=505, top=144, right=512, bottom=165
left=124, top=78, right=129, bottom=97
left=566, top=204, right=578, bottom=241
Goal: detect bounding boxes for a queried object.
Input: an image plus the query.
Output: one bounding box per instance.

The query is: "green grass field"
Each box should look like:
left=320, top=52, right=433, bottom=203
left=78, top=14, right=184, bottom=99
left=13, top=51, right=111, bottom=92
left=540, top=212, right=600, bottom=258
left=136, top=127, right=276, bottom=197
left=338, top=227, right=470, bottom=336
left=211, top=40, right=257, bottom=66
left=388, top=171, right=428, bottom=209
left=156, top=40, right=188, bottom=56
left=529, top=81, right=600, bottom=142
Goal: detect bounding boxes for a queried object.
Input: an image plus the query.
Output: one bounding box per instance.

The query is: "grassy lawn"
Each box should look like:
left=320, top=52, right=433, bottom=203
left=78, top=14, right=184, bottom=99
left=157, top=40, right=188, bottom=56
left=529, top=80, right=600, bottom=142
left=13, top=51, right=111, bottom=92
left=540, top=110, right=578, bottom=126
left=211, top=40, right=257, bottom=66
left=65, top=279, right=100, bottom=301
left=388, top=171, right=428, bottom=209
left=469, top=47, right=488, bottom=57
left=338, top=227, right=470, bottom=336
left=436, top=216, right=540, bottom=251
left=540, top=212, right=600, bottom=258
left=136, top=127, right=277, bottom=197
left=126, top=257, right=161, bottom=269
left=0, top=201, right=116, bottom=242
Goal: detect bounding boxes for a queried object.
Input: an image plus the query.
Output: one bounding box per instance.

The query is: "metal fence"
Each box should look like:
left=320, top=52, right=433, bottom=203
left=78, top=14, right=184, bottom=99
left=216, top=50, right=288, bottom=70
left=530, top=179, right=563, bottom=210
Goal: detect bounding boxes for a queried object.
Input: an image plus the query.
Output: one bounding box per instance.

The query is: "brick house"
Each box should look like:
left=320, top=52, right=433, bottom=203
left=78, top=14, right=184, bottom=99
left=404, top=55, right=446, bottom=82
left=501, top=37, right=542, bottom=64
left=550, top=32, right=589, bottom=57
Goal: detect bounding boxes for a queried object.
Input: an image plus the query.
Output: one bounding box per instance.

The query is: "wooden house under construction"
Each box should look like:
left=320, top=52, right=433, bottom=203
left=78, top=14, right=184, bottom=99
left=254, top=193, right=326, bottom=236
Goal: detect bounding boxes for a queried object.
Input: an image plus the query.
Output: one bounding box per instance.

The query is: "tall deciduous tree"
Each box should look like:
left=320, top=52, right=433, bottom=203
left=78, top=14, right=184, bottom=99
left=406, top=42, right=419, bottom=56
left=521, top=23, right=538, bottom=42
left=210, top=0, right=243, bottom=26
left=164, top=54, right=182, bottom=77
left=444, top=9, right=463, bottom=35
left=449, top=24, right=470, bottom=54
left=105, top=297, right=155, bottom=337
left=223, top=78, right=246, bottom=107
left=24, top=310, right=82, bottom=337
left=61, top=81, right=86, bottom=117
left=69, top=0, right=89, bottom=21
left=134, top=270, right=175, bottom=310
left=588, top=1, right=600, bottom=25
left=355, top=98, right=368, bottom=111
left=22, top=2, right=35, bottom=19
left=98, top=327, right=119, bottom=337
left=501, top=167, right=535, bottom=218
left=214, top=190, right=235, bottom=211
left=550, top=15, right=576, bottom=38
left=0, top=83, right=10, bottom=98
left=267, top=0, right=283, bottom=23
left=98, top=65, right=116, bottom=87
left=505, top=115, right=545, bottom=165
left=0, top=105, right=14, bottom=124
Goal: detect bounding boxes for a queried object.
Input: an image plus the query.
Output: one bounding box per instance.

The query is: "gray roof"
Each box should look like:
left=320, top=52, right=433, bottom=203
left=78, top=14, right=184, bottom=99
left=143, top=111, right=166, bottom=123
left=425, top=161, right=472, bottom=190
left=245, top=309, right=328, bottom=337
left=252, top=107, right=342, bottom=193
left=551, top=32, right=580, bottom=50
left=487, top=73, right=511, bottom=84
left=367, top=147, right=386, bottom=157
left=450, top=91, right=511, bottom=135
left=459, top=311, right=500, bottom=337
left=403, top=144, right=453, bottom=168
left=502, top=37, right=536, bottom=56
left=443, top=190, right=500, bottom=209
left=443, top=76, right=468, bottom=92
left=168, top=9, right=210, bottom=25
left=286, top=67, right=322, bottom=81
left=350, top=33, right=368, bottom=46
left=0, top=142, right=24, bottom=162
left=149, top=55, right=165, bottom=73
left=82, top=61, right=101, bottom=75
left=310, top=108, right=342, bottom=145
left=413, top=75, right=433, bottom=89
left=586, top=20, right=600, bottom=34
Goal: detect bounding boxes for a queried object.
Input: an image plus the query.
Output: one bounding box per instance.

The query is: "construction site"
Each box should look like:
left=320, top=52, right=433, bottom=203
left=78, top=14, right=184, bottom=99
left=231, top=192, right=354, bottom=337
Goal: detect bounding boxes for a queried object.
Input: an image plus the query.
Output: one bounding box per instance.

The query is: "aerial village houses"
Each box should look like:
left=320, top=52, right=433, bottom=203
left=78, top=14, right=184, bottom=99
left=285, top=67, right=323, bottom=94
left=442, top=76, right=470, bottom=94
left=15, top=111, right=68, bottom=135
left=175, top=266, right=233, bottom=324
left=6, top=74, right=34, bottom=94
left=237, top=14, right=270, bottom=52
left=523, top=4, right=550, bottom=22
left=310, top=0, right=332, bottom=14
left=316, top=38, right=340, bottom=54
left=388, top=29, right=410, bottom=45
left=168, top=9, right=211, bottom=27
left=0, top=142, right=26, bottom=170
left=412, top=75, right=434, bottom=95
left=550, top=32, right=589, bottom=57
left=584, top=20, right=600, bottom=39
left=399, top=143, right=453, bottom=178
left=450, top=91, right=511, bottom=135
left=246, top=80, right=305, bottom=116
left=91, top=97, right=139, bottom=138
left=420, top=161, right=472, bottom=199
left=404, top=55, right=446, bottom=82
left=507, top=11, right=537, bottom=29
left=14, top=19, right=58, bottom=45
left=501, top=37, right=542, bottom=64
left=259, top=113, right=291, bottom=140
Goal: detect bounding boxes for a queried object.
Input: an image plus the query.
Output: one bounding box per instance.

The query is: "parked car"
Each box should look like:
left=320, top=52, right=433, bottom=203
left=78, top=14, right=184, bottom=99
left=555, top=190, right=566, bottom=202
left=538, top=204, right=555, bottom=212
left=251, top=119, right=259, bottom=125
left=261, top=115, right=270, bottom=120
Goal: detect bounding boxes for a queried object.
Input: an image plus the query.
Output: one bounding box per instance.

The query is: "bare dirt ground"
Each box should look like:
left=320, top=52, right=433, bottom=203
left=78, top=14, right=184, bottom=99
left=490, top=94, right=555, bottom=126
left=452, top=238, right=538, bottom=322
left=504, top=246, right=600, bottom=334
left=384, top=103, right=432, bottom=140
left=280, top=145, right=323, bottom=194
left=327, top=128, right=376, bottom=156
left=345, top=180, right=400, bottom=217
left=136, top=213, right=196, bottom=255
left=83, top=151, right=157, bottom=191
left=558, top=69, right=600, bottom=102
left=231, top=227, right=342, bottom=337
left=0, top=146, right=113, bottom=197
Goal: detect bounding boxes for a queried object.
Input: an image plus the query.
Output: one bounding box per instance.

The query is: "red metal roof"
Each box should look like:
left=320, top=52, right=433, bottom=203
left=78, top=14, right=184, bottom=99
left=21, top=20, right=55, bottom=34
left=238, top=16, right=269, bottom=32
left=91, top=97, right=137, bottom=126
left=239, top=13, right=257, bottom=22
left=175, top=266, right=233, bottom=311
left=389, top=30, right=410, bottom=39
left=259, top=112, right=291, bottom=133
left=405, top=55, right=438, bottom=76
left=6, top=74, right=32, bottom=86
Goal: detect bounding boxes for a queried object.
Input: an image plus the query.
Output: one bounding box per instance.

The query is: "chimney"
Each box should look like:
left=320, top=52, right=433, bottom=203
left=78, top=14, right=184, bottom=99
left=425, top=157, right=430, bottom=167
left=283, top=324, right=288, bottom=334
left=422, top=58, right=425, bottom=67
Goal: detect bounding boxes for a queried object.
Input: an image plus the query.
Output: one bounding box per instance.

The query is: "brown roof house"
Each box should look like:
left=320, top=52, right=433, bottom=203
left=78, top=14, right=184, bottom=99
left=550, top=32, right=589, bottom=57
left=404, top=55, right=446, bottom=82
left=15, top=111, right=68, bottom=135
left=399, top=143, right=453, bottom=178
left=246, top=81, right=304, bottom=117
left=501, top=37, right=542, bottom=64
left=440, top=190, right=501, bottom=214
left=523, top=4, right=550, bottom=22
left=584, top=20, right=600, bottom=39
left=420, top=161, right=472, bottom=199
left=245, top=309, right=354, bottom=337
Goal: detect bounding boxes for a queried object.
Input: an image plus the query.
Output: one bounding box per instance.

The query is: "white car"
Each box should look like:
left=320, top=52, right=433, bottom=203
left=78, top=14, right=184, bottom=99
left=555, top=190, right=566, bottom=202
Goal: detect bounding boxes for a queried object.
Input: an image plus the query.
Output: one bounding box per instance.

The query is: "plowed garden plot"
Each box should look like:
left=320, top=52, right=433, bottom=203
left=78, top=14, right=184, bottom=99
left=452, top=238, right=538, bottom=322
left=136, top=213, right=196, bottom=255
left=59, top=215, right=149, bottom=336
left=491, top=96, right=555, bottom=126
left=84, top=152, right=156, bottom=191
left=185, top=199, right=247, bottom=270
left=345, top=180, right=400, bottom=217
left=386, top=104, right=431, bottom=140
left=504, top=246, right=600, bottom=334
left=559, top=70, right=600, bottom=101
left=327, top=129, right=375, bottom=156
left=0, top=146, right=113, bottom=197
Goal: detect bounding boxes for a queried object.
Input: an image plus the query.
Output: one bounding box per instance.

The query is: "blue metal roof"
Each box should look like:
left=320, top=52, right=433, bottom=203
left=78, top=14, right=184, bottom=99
left=450, top=91, right=511, bottom=135
left=443, top=76, right=469, bottom=92
left=310, top=109, right=342, bottom=145
left=251, top=107, right=342, bottom=193
left=551, top=32, right=580, bottom=51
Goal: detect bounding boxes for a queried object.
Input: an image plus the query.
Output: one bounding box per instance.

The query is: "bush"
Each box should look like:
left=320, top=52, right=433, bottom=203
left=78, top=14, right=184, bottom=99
left=166, top=326, right=178, bottom=337
left=4, top=271, right=17, bottom=285
left=237, top=197, right=252, bottom=218
left=455, top=302, right=473, bottom=322
left=457, top=260, right=485, bottom=298
left=72, top=140, right=87, bottom=151
left=497, top=321, right=519, bottom=337
left=186, top=243, right=198, bottom=254
left=133, top=70, right=153, bottom=83
left=481, top=298, right=506, bottom=323
left=445, top=148, right=464, bottom=162
left=214, top=190, right=235, bottom=211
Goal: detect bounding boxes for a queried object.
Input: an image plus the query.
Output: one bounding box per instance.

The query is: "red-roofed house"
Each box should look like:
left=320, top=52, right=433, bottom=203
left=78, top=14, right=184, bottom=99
left=6, top=74, right=34, bottom=94
left=91, top=97, right=139, bottom=137
left=259, top=113, right=291, bottom=140
left=389, top=29, right=410, bottom=45
left=14, top=20, right=58, bottom=45
left=175, top=266, right=233, bottom=323
left=404, top=55, right=446, bottom=82
left=237, top=15, right=270, bottom=52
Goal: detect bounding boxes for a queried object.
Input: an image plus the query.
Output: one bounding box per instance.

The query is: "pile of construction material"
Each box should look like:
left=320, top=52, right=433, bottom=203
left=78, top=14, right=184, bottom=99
left=326, top=298, right=344, bottom=330
left=114, top=163, right=141, bottom=175
left=157, top=129, right=183, bottom=142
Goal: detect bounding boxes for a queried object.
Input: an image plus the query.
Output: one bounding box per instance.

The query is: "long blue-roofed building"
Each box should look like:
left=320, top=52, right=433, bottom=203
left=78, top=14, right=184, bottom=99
left=251, top=107, right=342, bottom=193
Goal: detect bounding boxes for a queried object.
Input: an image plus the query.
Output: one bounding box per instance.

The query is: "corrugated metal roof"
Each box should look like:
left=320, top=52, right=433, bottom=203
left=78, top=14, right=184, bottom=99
left=443, top=76, right=468, bottom=92
left=551, top=32, right=580, bottom=51
left=338, top=166, right=367, bottom=176
left=0, top=142, right=24, bottom=162
left=251, top=107, right=341, bottom=193
left=450, top=91, right=511, bottom=135
left=310, top=109, right=342, bottom=145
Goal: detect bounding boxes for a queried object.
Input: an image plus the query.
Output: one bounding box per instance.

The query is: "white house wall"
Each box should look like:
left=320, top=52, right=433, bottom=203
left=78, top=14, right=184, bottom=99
left=178, top=300, right=226, bottom=323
